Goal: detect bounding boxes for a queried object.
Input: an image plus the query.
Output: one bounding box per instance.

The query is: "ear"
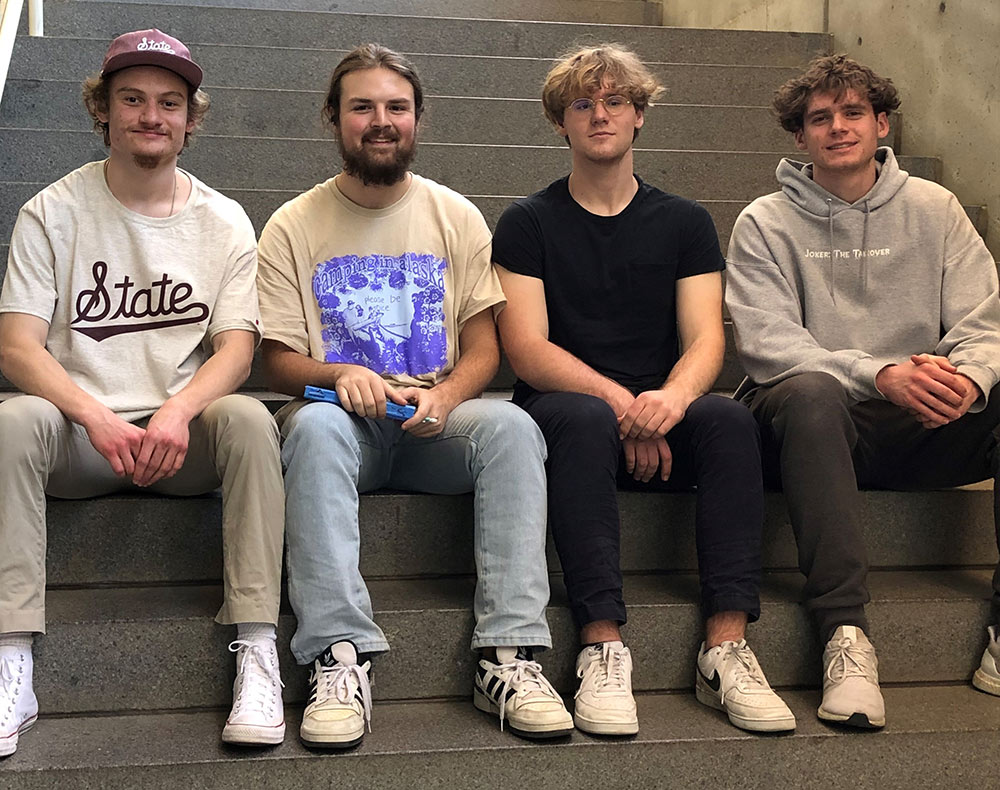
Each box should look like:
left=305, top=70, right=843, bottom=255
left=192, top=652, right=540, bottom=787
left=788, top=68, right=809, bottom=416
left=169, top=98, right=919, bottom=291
left=876, top=111, right=889, bottom=140
left=554, top=120, right=567, bottom=138
left=634, top=106, right=644, bottom=131
left=794, top=128, right=807, bottom=151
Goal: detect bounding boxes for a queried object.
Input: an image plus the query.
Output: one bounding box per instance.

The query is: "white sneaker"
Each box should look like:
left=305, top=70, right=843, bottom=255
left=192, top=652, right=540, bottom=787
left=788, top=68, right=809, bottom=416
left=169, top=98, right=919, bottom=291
left=0, top=645, right=38, bottom=758
left=474, top=647, right=573, bottom=739
left=573, top=641, right=638, bottom=735
left=818, top=625, right=885, bottom=729
left=695, top=640, right=796, bottom=732
left=300, top=642, right=372, bottom=749
left=972, top=625, right=1000, bottom=695
left=222, top=639, right=285, bottom=745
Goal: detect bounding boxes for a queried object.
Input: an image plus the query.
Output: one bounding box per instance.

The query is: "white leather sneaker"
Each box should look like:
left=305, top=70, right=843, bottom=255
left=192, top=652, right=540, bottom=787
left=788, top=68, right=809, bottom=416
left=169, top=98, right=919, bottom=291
left=474, top=647, right=573, bottom=739
left=300, top=642, right=372, bottom=749
left=573, top=641, right=638, bottom=735
left=696, top=639, right=795, bottom=732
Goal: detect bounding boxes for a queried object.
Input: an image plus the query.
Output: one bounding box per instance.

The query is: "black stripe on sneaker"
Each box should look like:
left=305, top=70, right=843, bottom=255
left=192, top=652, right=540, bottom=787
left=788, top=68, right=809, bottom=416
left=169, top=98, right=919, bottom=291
left=486, top=676, right=501, bottom=696
left=504, top=687, right=516, bottom=703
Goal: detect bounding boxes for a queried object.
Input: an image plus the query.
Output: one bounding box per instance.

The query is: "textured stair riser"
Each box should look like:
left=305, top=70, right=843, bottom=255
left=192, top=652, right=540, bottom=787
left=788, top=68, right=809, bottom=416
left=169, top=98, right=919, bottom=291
left=29, top=489, right=997, bottom=585
left=8, top=39, right=801, bottom=104
left=30, top=573, right=994, bottom=713
left=1, top=81, right=800, bottom=151
left=0, top=131, right=941, bottom=198
left=27, top=1, right=830, bottom=66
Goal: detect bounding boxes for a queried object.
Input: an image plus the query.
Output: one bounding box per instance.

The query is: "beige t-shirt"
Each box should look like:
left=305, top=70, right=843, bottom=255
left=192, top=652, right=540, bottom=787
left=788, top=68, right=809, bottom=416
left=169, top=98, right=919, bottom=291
left=0, top=161, right=261, bottom=421
left=257, top=174, right=503, bottom=388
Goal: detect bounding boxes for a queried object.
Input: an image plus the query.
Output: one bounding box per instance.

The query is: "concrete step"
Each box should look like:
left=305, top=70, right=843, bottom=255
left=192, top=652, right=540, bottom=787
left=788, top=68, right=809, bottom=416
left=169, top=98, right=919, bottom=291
left=36, top=488, right=996, bottom=586
left=4, top=686, right=1000, bottom=789
left=28, top=1, right=830, bottom=66
left=0, top=131, right=942, bottom=201
left=8, top=37, right=803, bottom=104
left=72, top=0, right=664, bottom=25
left=0, top=80, right=797, bottom=152
left=31, top=570, right=995, bottom=712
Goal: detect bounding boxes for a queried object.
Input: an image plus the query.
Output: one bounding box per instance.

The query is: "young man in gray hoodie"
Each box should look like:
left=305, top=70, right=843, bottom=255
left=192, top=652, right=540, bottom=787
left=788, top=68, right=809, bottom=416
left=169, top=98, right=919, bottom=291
left=726, top=54, right=1000, bottom=729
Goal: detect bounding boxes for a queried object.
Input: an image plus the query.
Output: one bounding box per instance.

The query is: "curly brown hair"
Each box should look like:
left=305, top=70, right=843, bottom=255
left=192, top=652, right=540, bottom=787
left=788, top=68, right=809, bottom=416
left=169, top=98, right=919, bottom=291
left=322, top=44, right=424, bottom=128
left=81, top=70, right=210, bottom=147
left=773, top=54, right=900, bottom=133
left=541, top=44, right=663, bottom=131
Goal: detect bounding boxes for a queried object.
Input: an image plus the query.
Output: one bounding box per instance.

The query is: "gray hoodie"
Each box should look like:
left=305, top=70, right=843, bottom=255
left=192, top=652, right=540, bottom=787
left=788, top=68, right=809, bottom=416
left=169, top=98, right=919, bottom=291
left=725, top=147, right=1000, bottom=407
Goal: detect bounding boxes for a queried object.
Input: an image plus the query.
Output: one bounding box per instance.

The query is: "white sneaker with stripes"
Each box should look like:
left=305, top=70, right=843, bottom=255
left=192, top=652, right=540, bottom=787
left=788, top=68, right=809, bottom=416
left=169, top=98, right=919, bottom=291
left=474, top=647, right=573, bottom=739
left=300, top=641, right=372, bottom=749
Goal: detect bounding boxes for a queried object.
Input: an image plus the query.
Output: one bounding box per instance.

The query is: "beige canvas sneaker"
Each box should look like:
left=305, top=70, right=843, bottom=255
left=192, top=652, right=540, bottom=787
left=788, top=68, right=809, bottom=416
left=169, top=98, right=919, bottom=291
left=818, top=625, right=885, bottom=728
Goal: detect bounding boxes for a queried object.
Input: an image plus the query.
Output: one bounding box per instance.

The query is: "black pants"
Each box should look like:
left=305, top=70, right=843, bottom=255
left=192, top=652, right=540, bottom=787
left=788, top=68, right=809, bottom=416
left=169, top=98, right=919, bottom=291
left=516, top=390, right=764, bottom=630
left=749, top=372, right=1000, bottom=642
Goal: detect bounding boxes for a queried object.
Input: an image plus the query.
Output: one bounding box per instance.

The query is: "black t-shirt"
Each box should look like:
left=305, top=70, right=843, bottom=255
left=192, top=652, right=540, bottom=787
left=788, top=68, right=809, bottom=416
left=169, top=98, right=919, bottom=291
left=492, top=175, right=725, bottom=400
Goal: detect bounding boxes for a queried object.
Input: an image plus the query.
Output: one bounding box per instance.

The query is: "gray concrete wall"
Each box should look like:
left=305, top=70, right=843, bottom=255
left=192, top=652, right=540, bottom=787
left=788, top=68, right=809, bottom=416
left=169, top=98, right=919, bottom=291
left=661, top=0, right=999, bottom=258
left=661, top=0, right=825, bottom=32
left=830, top=1, right=999, bottom=258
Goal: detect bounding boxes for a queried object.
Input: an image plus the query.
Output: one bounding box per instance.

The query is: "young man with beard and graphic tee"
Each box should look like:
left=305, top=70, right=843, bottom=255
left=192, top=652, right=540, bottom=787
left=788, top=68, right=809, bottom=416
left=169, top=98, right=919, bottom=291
left=492, top=44, right=794, bottom=735
left=726, top=54, right=1000, bottom=729
left=256, top=43, right=571, bottom=748
left=0, top=30, right=286, bottom=755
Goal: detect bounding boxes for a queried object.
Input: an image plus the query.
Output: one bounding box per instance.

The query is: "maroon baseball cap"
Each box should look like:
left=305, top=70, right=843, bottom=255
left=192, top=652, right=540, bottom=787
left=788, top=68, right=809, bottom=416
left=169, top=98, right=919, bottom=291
left=101, top=28, right=203, bottom=89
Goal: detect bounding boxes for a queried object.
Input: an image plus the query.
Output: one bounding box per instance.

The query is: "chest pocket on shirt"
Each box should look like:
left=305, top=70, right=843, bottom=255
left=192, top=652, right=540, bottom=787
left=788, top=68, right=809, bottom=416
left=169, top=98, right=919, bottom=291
left=624, top=253, right=677, bottom=300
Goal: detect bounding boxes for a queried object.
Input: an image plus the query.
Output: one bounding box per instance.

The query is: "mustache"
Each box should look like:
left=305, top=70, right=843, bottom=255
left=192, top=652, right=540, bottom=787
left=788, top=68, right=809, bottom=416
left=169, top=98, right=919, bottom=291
left=362, top=129, right=400, bottom=143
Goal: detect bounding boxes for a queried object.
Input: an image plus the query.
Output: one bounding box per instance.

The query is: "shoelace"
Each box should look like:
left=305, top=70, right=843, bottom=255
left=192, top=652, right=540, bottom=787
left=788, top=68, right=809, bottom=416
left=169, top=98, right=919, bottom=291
left=492, top=658, right=559, bottom=731
left=576, top=644, right=630, bottom=695
left=229, top=640, right=284, bottom=714
left=826, top=637, right=877, bottom=683
left=727, top=642, right=768, bottom=689
left=309, top=660, right=373, bottom=732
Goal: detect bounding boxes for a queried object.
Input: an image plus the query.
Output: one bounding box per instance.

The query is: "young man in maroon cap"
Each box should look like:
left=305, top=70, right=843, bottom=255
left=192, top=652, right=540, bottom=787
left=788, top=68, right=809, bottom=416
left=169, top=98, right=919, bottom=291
left=0, top=30, right=286, bottom=754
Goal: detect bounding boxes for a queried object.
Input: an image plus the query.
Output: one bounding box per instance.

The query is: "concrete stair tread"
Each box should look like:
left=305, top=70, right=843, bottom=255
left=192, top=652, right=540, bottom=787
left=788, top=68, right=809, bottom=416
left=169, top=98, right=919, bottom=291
left=30, top=0, right=831, bottom=65
left=8, top=38, right=804, bottom=104
left=3, top=686, right=999, bottom=786
left=72, top=0, right=664, bottom=25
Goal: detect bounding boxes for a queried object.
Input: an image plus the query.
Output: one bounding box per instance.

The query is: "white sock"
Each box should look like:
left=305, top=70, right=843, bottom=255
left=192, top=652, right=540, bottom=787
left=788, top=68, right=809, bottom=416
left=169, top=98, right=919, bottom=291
left=236, top=622, right=277, bottom=644
left=0, top=632, right=33, bottom=650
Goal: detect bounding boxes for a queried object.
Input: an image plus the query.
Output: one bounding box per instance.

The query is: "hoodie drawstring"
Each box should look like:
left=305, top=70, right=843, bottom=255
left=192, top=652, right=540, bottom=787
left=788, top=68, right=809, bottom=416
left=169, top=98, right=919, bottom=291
left=827, top=198, right=836, bottom=305
left=860, top=199, right=871, bottom=294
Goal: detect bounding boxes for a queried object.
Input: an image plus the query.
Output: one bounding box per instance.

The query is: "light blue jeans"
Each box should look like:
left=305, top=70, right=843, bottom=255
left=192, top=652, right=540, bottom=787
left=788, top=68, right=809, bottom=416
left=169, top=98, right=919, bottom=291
left=277, top=397, right=553, bottom=664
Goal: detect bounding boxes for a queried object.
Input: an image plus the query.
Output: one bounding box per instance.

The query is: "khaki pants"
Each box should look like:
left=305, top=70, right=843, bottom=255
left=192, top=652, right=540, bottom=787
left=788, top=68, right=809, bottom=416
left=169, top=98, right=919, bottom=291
left=0, top=394, right=285, bottom=633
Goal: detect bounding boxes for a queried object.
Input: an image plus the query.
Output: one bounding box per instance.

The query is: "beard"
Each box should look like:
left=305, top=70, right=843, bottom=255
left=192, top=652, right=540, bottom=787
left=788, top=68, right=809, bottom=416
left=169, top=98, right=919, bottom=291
left=338, top=128, right=416, bottom=187
left=132, top=153, right=165, bottom=170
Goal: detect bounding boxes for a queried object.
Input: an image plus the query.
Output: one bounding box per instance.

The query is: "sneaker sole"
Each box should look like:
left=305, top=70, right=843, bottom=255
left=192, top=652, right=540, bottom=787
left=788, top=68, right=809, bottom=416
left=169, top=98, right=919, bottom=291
left=573, top=712, right=638, bottom=736
left=695, top=684, right=796, bottom=733
left=473, top=688, right=574, bottom=739
left=817, top=707, right=885, bottom=729
left=300, top=725, right=365, bottom=750
left=222, top=722, right=286, bottom=746
left=973, top=668, right=1000, bottom=696
left=0, top=714, right=37, bottom=757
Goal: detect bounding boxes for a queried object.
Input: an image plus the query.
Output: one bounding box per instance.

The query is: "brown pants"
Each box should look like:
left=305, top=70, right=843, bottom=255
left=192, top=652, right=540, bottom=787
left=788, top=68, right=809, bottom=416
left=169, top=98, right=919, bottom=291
left=0, top=394, right=285, bottom=633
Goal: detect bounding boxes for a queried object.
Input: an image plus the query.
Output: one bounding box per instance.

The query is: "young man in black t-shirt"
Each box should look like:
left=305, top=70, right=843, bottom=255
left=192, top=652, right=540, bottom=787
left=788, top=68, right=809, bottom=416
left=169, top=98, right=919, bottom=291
left=492, top=44, right=792, bottom=735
